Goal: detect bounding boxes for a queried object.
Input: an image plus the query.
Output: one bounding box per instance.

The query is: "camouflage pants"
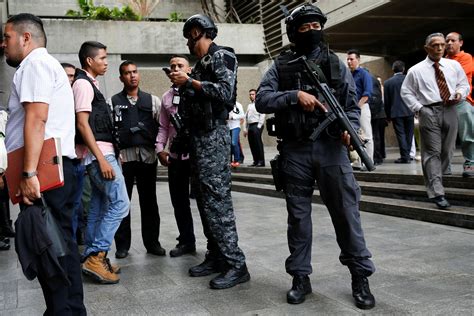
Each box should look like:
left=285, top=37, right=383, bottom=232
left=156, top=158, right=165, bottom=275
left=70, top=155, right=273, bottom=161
left=190, top=125, right=246, bottom=268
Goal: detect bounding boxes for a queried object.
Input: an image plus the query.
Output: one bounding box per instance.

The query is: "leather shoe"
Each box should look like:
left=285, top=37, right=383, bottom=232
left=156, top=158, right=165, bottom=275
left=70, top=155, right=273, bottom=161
left=287, top=275, right=312, bottom=304
left=352, top=276, right=375, bottom=310
left=115, top=249, right=129, bottom=259
left=394, top=158, right=410, bottom=164
left=169, top=243, right=196, bottom=257
left=0, top=224, right=15, bottom=238
left=209, top=264, right=250, bottom=289
left=256, top=161, right=265, bottom=167
left=189, top=257, right=223, bottom=277
left=0, top=237, right=10, bottom=251
left=432, top=196, right=451, bottom=209
left=147, top=244, right=166, bottom=256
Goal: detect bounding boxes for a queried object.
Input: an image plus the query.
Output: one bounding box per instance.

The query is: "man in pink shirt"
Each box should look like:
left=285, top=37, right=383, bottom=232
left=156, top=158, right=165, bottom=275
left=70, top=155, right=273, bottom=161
left=72, top=41, right=129, bottom=284
left=157, top=55, right=197, bottom=257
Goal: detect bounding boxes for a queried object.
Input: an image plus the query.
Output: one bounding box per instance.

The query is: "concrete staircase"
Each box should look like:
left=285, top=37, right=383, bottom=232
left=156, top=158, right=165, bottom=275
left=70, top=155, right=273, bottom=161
left=158, top=166, right=474, bottom=229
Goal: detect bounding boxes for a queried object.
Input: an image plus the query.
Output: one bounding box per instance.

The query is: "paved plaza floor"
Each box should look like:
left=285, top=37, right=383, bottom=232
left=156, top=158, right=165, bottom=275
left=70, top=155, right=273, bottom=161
left=1, top=176, right=473, bottom=315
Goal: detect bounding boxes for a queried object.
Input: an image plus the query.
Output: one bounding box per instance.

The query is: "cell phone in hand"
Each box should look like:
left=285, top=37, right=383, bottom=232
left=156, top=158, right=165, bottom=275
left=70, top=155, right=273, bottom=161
left=162, top=67, right=171, bottom=75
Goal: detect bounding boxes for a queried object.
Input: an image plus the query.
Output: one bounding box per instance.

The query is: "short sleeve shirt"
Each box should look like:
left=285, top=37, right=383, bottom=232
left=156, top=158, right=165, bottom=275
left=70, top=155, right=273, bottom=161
left=5, top=48, right=76, bottom=159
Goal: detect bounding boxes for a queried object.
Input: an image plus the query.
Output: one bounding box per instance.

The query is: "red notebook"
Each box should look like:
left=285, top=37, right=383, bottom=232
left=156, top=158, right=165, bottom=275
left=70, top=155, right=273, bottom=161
left=5, top=137, right=64, bottom=204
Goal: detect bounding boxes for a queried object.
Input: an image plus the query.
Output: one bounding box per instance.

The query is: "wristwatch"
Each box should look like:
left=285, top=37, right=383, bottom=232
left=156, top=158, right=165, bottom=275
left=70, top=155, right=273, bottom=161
left=22, top=170, right=38, bottom=178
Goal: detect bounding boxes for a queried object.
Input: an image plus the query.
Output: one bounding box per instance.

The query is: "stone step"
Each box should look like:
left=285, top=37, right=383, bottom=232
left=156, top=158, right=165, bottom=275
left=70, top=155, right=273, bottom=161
left=229, top=166, right=474, bottom=190
left=230, top=173, right=474, bottom=207
left=231, top=181, right=474, bottom=229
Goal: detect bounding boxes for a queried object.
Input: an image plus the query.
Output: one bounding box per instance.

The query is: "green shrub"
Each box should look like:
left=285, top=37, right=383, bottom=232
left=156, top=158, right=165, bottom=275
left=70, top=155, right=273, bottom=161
left=66, top=0, right=141, bottom=21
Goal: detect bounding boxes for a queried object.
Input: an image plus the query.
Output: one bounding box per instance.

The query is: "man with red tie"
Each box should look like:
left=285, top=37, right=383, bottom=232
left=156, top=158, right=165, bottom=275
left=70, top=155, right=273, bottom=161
left=401, top=33, right=469, bottom=209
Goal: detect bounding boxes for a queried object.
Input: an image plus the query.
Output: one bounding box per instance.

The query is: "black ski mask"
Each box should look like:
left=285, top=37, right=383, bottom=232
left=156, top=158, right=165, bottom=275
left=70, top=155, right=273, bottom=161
left=294, top=29, right=322, bottom=54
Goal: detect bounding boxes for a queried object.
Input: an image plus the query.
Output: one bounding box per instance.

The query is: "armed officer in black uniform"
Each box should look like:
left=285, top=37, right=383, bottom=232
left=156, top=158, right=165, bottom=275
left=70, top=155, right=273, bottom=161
left=255, top=3, right=376, bottom=308
left=167, top=14, right=250, bottom=290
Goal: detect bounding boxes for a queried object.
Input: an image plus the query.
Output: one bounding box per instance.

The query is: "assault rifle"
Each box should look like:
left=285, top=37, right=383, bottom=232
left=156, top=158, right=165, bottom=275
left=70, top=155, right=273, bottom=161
left=288, top=56, right=375, bottom=171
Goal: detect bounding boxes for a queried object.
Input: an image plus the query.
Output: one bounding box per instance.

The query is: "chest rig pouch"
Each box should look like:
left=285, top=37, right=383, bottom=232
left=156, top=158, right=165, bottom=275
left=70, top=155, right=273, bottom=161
left=270, top=48, right=341, bottom=141
left=186, top=43, right=238, bottom=132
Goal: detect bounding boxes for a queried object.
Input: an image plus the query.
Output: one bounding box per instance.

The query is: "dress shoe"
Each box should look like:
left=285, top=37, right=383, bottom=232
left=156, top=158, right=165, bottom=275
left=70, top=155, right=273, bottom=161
left=189, top=256, right=224, bottom=277
left=115, top=249, right=129, bottom=259
left=374, top=160, right=383, bottom=166
left=209, top=264, right=250, bottom=289
left=256, top=162, right=265, bottom=167
left=431, top=196, right=451, bottom=209
left=0, top=237, right=10, bottom=251
left=0, top=225, right=15, bottom=238
left=353, top=165, right=367, bottom=171
left=352, top=276, right=375, bottom=310
left=249, top=162, right=258, bottom=167
left=463, top=162, right=474, bottom=178
left=147, top=244, right=166, bottom=256
left=169, top=243, right=196, bottom=257
left=394, top=158, right=410, bottom=164
left=287, top=275, right=312, bottom=304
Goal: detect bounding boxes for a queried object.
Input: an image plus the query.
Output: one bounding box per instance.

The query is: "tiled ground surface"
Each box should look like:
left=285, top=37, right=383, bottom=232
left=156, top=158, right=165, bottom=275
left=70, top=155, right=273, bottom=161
left=1, top=175, right=473, bottom=315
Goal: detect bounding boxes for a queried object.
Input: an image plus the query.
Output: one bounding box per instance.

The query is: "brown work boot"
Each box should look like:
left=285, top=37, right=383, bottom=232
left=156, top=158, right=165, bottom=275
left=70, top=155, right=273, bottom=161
left=105, top=257, right=121, bottom=274
left=82, top=252, right=120, bottom=284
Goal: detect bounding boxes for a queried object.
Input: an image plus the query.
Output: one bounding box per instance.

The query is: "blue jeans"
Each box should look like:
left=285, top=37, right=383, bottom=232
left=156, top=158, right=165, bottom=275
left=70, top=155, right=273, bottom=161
left=83, top=155, right=130, bottom=257
left=230, top=127, right=241, bottom=163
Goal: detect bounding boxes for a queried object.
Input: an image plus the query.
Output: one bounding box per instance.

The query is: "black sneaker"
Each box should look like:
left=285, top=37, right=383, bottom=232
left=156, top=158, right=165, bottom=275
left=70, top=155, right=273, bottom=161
left=287, top=275, right=312, bottom=304
left=352, top=276, right=375, bottom=310
left=170, top=244, right=196, bottom=257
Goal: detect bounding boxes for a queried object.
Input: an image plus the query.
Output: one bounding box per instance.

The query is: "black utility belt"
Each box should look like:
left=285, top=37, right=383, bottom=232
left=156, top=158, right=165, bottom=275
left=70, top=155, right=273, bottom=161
left=424, top=102, right=444, bottom=107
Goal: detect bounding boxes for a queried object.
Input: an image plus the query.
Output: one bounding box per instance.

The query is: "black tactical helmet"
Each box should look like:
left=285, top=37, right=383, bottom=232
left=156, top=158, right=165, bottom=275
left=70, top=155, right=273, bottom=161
left=285, top=3, right=327, bottom=43
left=183, top=14, right=218, bottom=40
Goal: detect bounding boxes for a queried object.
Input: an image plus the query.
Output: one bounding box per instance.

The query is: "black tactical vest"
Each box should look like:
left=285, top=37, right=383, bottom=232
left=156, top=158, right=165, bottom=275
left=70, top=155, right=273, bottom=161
left=111, top=90, right=158, bottom=149
left=73, top=69, right=115, bottom=144
left=188, top=43, right=237, bottom=130
left=272, top=47, right=341, bottom=140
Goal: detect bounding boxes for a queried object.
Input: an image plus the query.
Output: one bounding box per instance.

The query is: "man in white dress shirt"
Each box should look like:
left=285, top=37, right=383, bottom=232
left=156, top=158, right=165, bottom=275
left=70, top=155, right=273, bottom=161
left=243, top=89, right=265, bottom=167
left=2, top=13, right=86, bottom=314
left=401, top=33, right=469, bottom=210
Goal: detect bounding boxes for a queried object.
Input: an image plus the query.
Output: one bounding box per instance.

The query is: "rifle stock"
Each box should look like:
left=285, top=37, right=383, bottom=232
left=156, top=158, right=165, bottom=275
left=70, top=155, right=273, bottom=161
left=288, top=56, right=375, bottom=171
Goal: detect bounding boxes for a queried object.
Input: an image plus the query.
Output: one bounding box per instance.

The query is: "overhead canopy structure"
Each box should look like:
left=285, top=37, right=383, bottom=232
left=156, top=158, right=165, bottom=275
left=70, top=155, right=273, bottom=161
left=230, top=0, right=474, bottom=64
left=321, top=0, right=474, bottom=61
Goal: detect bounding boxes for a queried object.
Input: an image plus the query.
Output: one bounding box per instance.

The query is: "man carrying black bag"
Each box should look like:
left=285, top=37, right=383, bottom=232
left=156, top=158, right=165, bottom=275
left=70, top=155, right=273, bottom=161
left=256, top=3, right=375, bottom=308
left=3, top=13, right=86, bottom=314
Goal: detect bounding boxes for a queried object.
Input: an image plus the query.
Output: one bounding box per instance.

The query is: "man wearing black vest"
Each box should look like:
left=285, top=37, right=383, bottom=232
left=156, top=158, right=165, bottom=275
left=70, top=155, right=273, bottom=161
left=111, top=61, right=163, bottom=259
left=256, top=3, right=375, bottom=308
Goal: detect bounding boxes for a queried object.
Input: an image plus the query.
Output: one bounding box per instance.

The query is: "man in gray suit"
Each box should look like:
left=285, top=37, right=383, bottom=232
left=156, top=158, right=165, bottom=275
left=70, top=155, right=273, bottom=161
left=384, top=61, right=414, bottom=163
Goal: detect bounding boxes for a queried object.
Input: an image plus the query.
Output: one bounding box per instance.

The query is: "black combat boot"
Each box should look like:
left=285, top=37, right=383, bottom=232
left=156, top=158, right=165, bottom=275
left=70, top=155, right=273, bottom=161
left=209, top=264, right=250, bottom=289
left=189, top=256, right=222, bottom=277
left=287, top=275, right=312, bottom=304
left=352, top=275, right=375, bottom=309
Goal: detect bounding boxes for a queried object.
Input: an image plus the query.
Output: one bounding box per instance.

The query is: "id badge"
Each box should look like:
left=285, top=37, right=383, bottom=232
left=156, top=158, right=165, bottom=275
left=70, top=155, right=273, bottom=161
left=172, top=95, right=180, bottom=105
